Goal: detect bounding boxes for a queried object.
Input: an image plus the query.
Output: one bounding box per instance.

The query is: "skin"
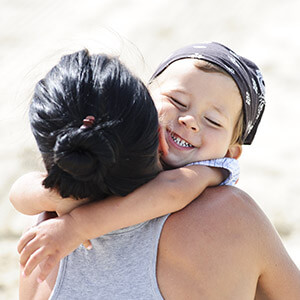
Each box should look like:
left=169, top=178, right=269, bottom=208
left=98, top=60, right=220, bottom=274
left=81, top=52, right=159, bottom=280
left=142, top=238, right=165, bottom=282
left=13, top=59, right=300, bottom=298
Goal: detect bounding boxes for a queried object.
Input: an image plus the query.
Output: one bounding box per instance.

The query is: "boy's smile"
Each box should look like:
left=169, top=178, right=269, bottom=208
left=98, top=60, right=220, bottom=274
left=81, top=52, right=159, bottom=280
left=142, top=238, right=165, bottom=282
left=167, top=129, right=195, bottom=149
left=150, top=59, right=243, bottom=168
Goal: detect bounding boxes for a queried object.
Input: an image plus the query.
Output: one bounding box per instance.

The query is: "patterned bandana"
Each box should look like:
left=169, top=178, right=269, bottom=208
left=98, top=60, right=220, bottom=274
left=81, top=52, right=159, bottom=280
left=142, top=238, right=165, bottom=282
left=149, top=42, right=266, bottom=145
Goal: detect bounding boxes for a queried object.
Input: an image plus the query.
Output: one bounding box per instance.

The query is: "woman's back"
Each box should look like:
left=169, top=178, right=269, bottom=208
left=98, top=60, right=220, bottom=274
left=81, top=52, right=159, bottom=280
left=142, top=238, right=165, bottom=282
left=21, top=186, right=295, bottom=300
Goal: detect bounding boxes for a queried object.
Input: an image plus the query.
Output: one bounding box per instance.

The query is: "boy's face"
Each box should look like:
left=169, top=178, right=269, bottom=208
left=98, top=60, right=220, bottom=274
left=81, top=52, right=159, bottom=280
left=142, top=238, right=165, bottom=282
left=150, top=59, right=242, bottom=168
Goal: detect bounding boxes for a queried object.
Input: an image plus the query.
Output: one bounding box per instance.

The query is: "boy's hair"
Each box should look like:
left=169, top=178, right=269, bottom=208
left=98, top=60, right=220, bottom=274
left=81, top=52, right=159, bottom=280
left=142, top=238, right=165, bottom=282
left=193, top=60, right=244, bottom=145
left=30, top=50, right=160, bottom=201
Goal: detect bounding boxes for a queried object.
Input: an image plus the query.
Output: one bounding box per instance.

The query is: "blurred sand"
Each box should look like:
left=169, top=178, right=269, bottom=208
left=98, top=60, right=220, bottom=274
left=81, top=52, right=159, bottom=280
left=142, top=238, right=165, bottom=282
left=1, top=0, right=300, bottom=298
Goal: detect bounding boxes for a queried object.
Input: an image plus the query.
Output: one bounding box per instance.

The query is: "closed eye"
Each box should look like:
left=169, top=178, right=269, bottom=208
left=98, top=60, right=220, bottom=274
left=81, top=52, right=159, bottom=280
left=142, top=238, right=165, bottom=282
left=205, top=117, right=222, bottom=127
left=169, top=97, right=187, bottom=108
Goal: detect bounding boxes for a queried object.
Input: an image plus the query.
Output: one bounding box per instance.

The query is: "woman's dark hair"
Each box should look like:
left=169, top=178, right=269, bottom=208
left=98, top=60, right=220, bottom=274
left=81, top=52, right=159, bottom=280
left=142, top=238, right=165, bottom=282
left=30, top=49, right=160, bottom=201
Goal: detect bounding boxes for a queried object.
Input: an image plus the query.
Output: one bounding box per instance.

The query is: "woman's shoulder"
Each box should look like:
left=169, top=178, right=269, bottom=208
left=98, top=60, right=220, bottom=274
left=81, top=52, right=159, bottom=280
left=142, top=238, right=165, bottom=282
left=157, top=186, right=265, bottom=297
left=161, top=186, right=272, bottom=267
left=168, top=185, right=266, bottom=232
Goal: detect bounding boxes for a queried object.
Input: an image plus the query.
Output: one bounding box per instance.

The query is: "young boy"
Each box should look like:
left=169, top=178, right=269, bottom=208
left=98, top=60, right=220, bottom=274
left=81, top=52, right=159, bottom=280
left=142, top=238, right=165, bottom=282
left=11, top=42, right=265, bottom=286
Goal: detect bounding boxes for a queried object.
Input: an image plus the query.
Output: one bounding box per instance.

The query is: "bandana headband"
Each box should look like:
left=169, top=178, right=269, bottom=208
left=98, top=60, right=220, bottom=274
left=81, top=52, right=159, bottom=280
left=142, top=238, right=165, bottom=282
left=149, top=42, right=266, bottom=145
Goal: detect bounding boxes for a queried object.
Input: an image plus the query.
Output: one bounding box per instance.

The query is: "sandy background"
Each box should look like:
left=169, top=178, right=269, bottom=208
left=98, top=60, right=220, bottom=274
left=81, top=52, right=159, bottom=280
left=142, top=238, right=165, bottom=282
left=1, top=0, right=300, bottom=298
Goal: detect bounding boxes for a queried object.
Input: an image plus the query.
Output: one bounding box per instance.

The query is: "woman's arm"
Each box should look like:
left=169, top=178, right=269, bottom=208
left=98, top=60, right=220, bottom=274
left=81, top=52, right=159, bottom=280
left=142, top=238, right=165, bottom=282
left=11, top=165, right=224, bottom=220
left=16, top=165, right=224, bottom=282
left=254, top=216, right=300, bottom=299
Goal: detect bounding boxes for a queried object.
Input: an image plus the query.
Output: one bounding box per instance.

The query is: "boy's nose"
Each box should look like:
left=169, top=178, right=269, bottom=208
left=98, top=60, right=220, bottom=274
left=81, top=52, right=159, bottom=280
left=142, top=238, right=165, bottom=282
left=178, top=115, right=199, bottom=132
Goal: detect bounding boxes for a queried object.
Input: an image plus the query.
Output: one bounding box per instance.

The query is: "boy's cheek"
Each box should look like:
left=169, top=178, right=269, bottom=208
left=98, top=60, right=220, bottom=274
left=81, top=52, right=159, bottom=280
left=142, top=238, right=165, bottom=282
left=157, top=101, right=175, bottom=122
left=158, top=126, right=169, bottom=157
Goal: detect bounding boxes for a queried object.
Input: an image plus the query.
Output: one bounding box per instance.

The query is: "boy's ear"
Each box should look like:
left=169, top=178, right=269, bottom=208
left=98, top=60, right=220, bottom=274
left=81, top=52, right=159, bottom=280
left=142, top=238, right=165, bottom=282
left=225, top=144, right=242, bottom=159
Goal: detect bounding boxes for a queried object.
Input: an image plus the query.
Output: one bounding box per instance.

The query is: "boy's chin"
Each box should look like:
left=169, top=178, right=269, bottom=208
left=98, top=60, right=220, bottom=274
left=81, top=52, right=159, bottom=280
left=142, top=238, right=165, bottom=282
left=160, top=160, right=173, bottom=170
left=159, top=157, right=183, bottom=170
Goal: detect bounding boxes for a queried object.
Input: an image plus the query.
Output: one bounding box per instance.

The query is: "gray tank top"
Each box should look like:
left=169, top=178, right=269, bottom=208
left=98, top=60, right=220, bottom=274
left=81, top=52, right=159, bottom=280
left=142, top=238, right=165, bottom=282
left=49, top=214, right=169, bottom=300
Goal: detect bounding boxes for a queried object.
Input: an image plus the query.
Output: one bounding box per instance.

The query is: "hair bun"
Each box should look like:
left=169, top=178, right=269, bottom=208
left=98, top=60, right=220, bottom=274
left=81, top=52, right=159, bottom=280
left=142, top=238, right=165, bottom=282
left=54, top=129, right=98, bottom=181
left=53, top=127, right=117, bottom=182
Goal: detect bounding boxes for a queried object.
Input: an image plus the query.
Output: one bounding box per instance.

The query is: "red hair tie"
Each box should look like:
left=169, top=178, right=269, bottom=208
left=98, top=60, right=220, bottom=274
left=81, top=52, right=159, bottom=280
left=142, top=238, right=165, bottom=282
left=80, top=115, right=95, bottom=129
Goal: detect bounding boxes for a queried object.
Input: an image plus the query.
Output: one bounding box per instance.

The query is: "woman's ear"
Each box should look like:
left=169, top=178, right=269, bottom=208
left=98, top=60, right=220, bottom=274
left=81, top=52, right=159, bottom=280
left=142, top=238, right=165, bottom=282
left=225, top=144, right=242, bottom=159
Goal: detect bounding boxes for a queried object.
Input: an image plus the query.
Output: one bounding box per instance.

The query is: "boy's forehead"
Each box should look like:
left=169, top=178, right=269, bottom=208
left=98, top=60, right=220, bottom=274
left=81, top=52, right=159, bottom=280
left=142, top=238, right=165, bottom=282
left=156, top=59, right=194, bottom=79
left=153, top=60, right=242, bottom=120
left=155, top=59, right=210, bottom=88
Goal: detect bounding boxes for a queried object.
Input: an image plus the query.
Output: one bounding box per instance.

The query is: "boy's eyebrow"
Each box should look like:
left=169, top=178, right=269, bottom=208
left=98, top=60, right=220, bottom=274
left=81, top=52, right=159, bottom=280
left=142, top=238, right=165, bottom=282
left=211, top=104, right=228, bottom=120
left=170, top=88, right=191, bottom=97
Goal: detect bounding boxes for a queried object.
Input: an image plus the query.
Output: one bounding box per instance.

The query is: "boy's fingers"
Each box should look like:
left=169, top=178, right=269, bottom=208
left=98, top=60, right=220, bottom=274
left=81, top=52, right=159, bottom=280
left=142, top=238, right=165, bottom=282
left=17, top=230, right=36, bottom=254
left=19, top=238, right=42, bottom=266
left=82, top=240, right=92, bottom=250
left=23, top=247, right=48, bottom=277
left=37, top=256, right=60, bottom=283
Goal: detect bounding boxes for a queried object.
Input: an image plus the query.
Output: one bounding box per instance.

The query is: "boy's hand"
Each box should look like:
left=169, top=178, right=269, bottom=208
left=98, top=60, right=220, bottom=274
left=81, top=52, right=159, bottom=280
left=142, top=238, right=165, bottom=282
left=208, top=167, right=228, bottom=187
left=18, top=213, right=86, bottom=283
left=188, top=165, right=228, bottom=187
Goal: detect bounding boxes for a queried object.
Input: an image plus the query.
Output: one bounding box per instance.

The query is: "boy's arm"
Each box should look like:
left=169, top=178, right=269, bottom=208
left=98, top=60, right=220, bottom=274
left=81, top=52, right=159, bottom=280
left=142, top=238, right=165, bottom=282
left=9, top=172, right=55, bottom=215
left=17, top=165, right=224, bottom=282
left=69, top=165, right=225, bottom=239
left=9, top=172, right=89, bottom=216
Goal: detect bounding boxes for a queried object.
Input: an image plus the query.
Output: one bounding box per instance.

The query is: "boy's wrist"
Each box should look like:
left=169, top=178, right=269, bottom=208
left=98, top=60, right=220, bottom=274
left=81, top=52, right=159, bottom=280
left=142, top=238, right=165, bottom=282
left=31, top=172, right=59, bottom=212
left=67, top=205, right=98, bottom=241
left=40, top=188, right=60, bottom=212
left=60, top=213, right=86, bottom=245
left=207, top=167, right=227, bottom=187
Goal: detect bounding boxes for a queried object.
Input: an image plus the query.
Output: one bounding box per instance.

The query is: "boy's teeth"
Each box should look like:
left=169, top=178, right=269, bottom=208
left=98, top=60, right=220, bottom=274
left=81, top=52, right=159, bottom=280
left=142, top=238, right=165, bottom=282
left=170, top=132, right=193, bottom=148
